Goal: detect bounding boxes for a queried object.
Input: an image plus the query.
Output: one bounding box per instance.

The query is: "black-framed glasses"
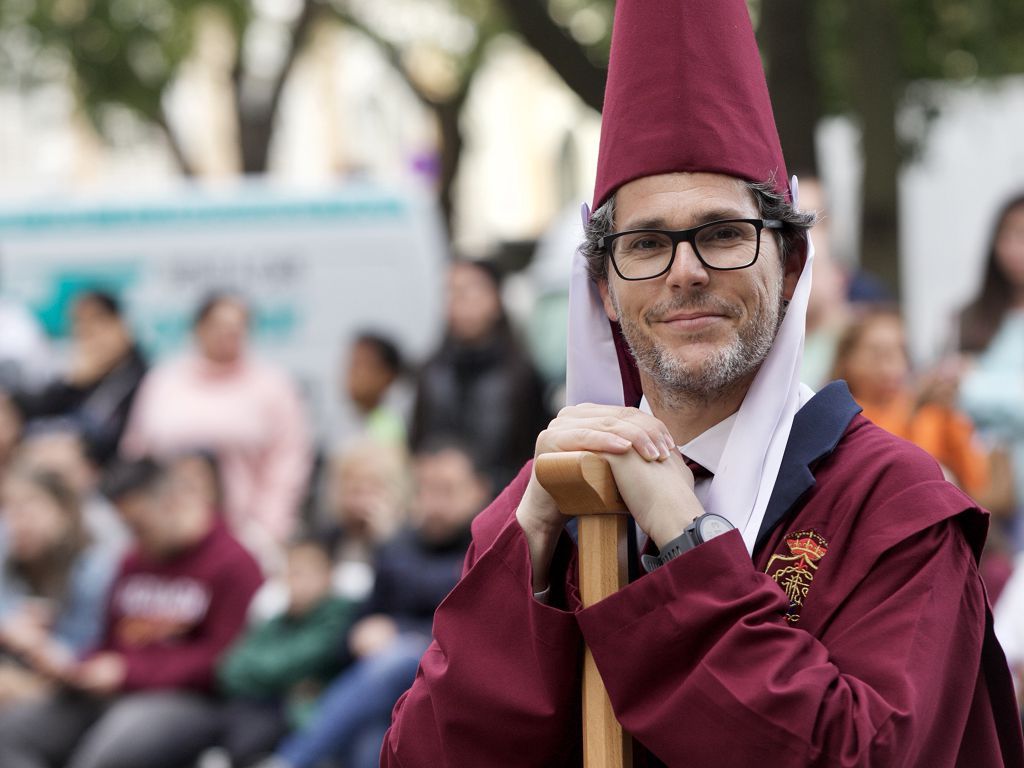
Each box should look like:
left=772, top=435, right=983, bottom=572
left=600, top=218, right=783, bottom=280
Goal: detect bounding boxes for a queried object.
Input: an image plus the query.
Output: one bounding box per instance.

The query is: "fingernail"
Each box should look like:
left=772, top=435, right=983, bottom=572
left=612, top=436, right=632, bottom=449
left=643, top=440, right=660, bottom=460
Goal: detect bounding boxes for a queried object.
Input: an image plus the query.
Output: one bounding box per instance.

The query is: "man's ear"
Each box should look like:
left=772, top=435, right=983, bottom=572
left=597, top=278, right=619, bottom=321
left=781, top=241, right=807, bottom=302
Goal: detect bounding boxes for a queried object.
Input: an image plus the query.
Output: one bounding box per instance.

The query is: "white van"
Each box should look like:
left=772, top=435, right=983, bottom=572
left=0, top=180, right=448, bottom=439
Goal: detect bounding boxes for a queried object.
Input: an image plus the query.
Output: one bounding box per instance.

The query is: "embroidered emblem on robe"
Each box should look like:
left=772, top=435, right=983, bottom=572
left=765, top=530, right=829, bottom=623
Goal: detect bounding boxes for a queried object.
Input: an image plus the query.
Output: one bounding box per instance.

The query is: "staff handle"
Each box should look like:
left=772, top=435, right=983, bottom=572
left=535, top=451, right=633, bottom=768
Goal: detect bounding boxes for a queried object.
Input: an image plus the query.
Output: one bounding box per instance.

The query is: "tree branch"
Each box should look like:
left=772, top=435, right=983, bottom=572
left=495, top=0, right=605, bottom=111
left=267, top=0, right=320, bottom=126
left=155, top=104, right=195, bottom=177
left=325, top=4, right=434, bottom=109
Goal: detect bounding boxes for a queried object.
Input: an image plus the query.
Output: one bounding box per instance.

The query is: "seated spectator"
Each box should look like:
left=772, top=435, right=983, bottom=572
left=833, top=307, right=990, bottom=497
left=257, top=439, right=491, bottom=768
left=337, top=331, right=410, bottom=447
left=121, top=291, right=313, bottom=570
left=217, top=539, right=356, bottom=767
left=958, top=192, right=1024, bottom=541
left=18, top=422, right=129, bottom=550
left=833, top=307, right=1019, bottom=600
left=0, top=455, right=263, bottom=768
left=320, top=439, right=409, bottom=603
left=9, top=290, right=146, bottom=467
left=0, top=466, right=118, bottom=709
left=411, top=259, right=550, bottom=490
left=0, top=393, right=23, bottom=477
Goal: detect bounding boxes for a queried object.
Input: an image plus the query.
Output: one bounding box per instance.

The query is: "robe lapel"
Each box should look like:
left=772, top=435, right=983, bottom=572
left=755, top=381, right=862, bottom=553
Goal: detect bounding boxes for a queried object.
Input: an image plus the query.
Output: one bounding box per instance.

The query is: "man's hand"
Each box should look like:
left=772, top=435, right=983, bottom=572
left=603, top=447, right=704, bottom=548
left=516, top=404, right=688, bottom=592
left=69, top=653, right=127, bottom=695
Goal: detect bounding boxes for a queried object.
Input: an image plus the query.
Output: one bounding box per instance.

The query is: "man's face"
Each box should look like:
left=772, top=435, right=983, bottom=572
left=598, top=172, right=801, bottom=401
left=115, top=466, right=210, bottom=558
left=114, top=489, right=169, bottom=554
left=411, top=449, right=488, bottom=543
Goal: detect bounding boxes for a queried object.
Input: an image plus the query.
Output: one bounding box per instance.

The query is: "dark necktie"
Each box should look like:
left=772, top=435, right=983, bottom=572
left=683, top=455, right=713, bottom=481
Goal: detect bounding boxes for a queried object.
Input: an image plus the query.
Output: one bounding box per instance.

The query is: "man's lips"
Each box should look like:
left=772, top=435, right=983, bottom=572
left=654, top=311, right=728, bottom=331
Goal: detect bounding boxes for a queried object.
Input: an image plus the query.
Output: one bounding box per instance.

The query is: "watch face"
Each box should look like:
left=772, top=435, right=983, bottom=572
left=697, top=514, right=734, bottom=541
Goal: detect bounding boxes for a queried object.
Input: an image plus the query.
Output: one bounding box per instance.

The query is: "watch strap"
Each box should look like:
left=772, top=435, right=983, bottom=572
left=641, top=513, right=735, bottom=573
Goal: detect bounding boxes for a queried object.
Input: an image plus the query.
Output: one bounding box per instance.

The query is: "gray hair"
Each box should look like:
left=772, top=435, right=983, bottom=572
left=579, top=179, right=818, bottom=283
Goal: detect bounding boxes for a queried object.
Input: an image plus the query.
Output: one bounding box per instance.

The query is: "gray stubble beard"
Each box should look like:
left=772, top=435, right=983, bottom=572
left=612, top=275, right=785, bottom=409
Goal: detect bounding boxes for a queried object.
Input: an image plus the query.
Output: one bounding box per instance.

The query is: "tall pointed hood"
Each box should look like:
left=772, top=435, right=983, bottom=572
left=593, top=0, right=790, bottom=210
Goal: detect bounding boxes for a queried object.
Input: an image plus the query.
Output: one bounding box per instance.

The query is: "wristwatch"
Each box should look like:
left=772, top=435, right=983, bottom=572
left=641, top=513, right=735, bottom=573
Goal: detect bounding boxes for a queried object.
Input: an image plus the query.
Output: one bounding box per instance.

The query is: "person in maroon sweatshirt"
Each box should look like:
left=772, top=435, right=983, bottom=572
left=0, top=454, right=263, bottom=768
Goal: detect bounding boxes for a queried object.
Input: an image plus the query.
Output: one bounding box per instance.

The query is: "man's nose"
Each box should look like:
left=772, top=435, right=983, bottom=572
left=665, top=241, right=710, bottom=288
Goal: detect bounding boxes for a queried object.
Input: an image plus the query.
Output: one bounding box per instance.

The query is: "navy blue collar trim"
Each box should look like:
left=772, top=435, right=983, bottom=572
left=754, top=380, right=862, bottom=552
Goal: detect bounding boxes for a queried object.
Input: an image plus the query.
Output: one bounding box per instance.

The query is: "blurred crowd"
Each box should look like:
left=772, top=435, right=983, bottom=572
left=1, top=186, right=1024, bottom=766
left=0, top=258, right=548, bottom=768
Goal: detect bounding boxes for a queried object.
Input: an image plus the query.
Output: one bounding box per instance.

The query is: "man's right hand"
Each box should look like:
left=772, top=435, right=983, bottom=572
left=516, top=404, right=677, bottom=593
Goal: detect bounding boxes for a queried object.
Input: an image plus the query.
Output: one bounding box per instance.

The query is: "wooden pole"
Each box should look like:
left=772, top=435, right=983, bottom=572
left=535, top=451, right=633, bottom=768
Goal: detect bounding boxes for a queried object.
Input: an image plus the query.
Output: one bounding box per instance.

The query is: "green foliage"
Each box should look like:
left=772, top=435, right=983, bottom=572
left=2, top=0, right=251, bottom=129
left=816, top=0, right=1024, bottom=114
left=544, top=0, right=613, bottom=64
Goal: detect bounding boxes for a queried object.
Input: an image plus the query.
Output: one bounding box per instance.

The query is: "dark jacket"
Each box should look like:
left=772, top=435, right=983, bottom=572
left=360, top=526, right=472, bottom=641
left=410, top=329, right=550, bottom=490
left=14, top=345, right=147, bottom=465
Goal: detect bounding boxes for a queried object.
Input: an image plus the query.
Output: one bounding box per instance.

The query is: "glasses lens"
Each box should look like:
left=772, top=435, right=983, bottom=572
left=694, top=221, right=759, bottom=269
left=611, top=231, right=674, bottom=278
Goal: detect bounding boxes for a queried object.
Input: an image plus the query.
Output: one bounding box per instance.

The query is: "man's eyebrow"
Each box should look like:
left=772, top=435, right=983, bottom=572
left=620, top=208, right=750, bottom=231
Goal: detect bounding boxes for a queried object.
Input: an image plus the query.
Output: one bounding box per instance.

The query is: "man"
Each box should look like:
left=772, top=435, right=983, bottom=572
left=0, top=455, right=263, bottom=768
left=383, top=1, right=1024, bottom=766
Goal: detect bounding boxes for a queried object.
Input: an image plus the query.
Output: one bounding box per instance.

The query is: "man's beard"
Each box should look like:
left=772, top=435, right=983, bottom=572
left=612, top=277, right=785, bottom=406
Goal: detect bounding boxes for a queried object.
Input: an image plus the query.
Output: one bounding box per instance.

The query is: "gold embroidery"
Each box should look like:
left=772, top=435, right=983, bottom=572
left=765, top=530, right=829, bottom=623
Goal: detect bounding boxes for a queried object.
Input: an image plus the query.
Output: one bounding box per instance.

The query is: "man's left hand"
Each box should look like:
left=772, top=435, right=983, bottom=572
left=603, top=445, right=705, bottom=549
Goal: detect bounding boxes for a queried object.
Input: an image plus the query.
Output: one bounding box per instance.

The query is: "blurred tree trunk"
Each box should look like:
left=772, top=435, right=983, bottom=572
left=156, top=110, right=195, bottom=177
left=757, top=0, right=821, bottom=179
left=496, top=0, right=606, bottom=111
left=328, top=9, right=486, bottom=236
left=233, top=0, right=319, bottom=174
left=434, top=93, right=469, bottom=235
left=850, top=0, right=902, bottom=300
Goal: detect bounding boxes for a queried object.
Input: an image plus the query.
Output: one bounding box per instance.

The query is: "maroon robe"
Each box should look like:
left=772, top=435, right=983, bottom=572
left=383, top=383, right=1024, bottom=767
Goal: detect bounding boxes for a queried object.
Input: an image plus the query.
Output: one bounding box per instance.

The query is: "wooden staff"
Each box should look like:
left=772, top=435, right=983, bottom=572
left=535, top=451, right=633, bottom=768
